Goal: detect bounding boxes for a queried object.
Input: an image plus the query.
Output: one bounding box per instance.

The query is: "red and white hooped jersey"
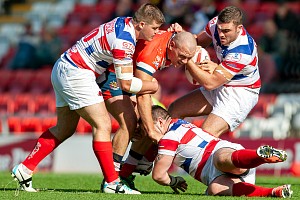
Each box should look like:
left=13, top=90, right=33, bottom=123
left=205, top=17, right=261, bottom=89
left=158, top=119, right=221, bottom=182
left=63, top=17, right=136, bottom=77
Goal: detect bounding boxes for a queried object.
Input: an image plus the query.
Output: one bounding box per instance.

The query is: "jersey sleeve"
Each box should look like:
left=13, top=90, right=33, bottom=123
left=111, top=36, right=135, bottom=65
left=158, top=131, right=179, bottom=156
left=204, top=16, right=218, bottom=38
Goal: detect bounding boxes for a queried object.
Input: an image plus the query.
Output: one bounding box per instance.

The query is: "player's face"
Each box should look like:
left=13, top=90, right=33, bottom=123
left=216, top=21, right=242, bottom=46
left=169, top=43, right=195, bottom=67
left=139, top=21, right=161, bottom=41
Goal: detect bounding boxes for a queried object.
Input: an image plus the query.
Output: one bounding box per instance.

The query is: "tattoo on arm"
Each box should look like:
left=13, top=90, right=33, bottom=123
left=156, top=154, right=163, bottom=161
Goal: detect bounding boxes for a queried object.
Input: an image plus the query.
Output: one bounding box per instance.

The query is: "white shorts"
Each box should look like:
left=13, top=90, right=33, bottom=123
left=201, top=140, right=256, bottom=186
left=51, top=56, right=104, bottom=110
left=200, top=86, right=259, bottom=131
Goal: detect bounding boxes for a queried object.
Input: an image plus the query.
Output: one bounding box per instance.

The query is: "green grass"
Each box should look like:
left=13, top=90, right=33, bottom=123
left=0, top=171, right=299, bottom=199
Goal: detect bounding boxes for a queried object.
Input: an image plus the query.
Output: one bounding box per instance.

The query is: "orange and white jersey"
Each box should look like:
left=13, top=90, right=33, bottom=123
left=133, top=31, right=174, bottom=76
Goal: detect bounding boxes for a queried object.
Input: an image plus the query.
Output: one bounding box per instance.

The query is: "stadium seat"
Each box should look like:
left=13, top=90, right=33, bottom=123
left=13, top=93, right=36, bottom=114
left=34, top=93, right=56, bottom=114
left=76, top=118, right=92, bottom=134
left=41, top=117, right=57, bottom=131
left=7, top=70, right=35, bottom=94
left=94, top=1, right=115, bottom=22
left=29, top=68, right=52, bottom=94
left=0, top=70, right=13, bottom=93
left=20, top=117, right=43, bottom=134
left=0, top=93, right=14, bottom=115
left=7, top=116, right=22, bottom=133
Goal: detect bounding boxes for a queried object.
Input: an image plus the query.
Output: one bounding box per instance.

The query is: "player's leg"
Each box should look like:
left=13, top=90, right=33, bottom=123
left=106, top=95, right=138, bottom=172
left=208, top=175, right=293, bottom=197
left=201, top=113, right=229, bottom=137
left=213, top=146, right=287, bottom=175
left=120, top=136, right=153, bottom=177
left=168, top=88, right=212, bottom=118
left=11, top=106, right=80, bottom=192
left=77, top=102, right=140, bottom=194
left=99, top=71, right=138, bottom=173
left=203, top=87, right=258, bottom=137
left=11, top=59, right=83, bottom=192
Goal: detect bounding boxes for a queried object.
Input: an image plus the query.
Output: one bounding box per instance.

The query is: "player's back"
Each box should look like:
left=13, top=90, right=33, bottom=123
left=134, top=31, right=173, bottom=74
left=159, top=119, right=219, bottom=176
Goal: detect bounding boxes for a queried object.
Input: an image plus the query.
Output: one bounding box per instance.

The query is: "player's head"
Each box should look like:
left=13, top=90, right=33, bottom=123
left=133, top=3, right=165, bottom=41
left=151, top=105, right=172, bottom=135
left=167, top=31, right=197, bottom=67
left=217, top=6, right=243, bottom=46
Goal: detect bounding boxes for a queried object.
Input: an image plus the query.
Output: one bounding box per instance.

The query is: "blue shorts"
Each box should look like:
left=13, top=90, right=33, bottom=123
left=97, top=71, right=134, bottom=101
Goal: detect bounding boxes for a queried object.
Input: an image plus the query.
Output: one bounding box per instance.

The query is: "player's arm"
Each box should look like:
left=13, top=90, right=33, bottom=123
left=152, top=154, right=187, bottom=193
left=152, top=154, right=174, bottom=185
left=115, top=62, right=159, bottom=94
left=135, top=68, right=163, bottom=143
left=186, top=59, right=234, bottom=90
left=195, top=30, right=212, bottom=48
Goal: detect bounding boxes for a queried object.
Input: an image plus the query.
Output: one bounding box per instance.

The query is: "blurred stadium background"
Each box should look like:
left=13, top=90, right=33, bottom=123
left=0, top=0, right=299, bottom=176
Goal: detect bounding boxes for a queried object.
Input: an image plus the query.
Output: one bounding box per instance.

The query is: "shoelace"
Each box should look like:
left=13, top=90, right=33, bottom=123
left=4, top=178, right=20, bottom=197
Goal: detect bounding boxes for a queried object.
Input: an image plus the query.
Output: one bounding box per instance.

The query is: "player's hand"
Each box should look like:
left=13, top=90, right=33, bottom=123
left=199, top=59, right=217, bottom=74
left=167, top=23, right=183, bottom=33
left=169, top=175, right=188, bottom=194
left=131, top=121, right=145, bottom=142
left=148, top=130, right=163, bottom=144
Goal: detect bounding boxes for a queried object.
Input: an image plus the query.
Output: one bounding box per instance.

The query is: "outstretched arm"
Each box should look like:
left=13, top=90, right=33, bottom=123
left=152, top=154, right=187, bottom=193
left=135, top=68, right=163, bottom=143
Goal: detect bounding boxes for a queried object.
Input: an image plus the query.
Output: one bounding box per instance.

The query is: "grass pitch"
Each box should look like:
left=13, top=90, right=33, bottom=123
left=0, top=171, right=299, bottom=199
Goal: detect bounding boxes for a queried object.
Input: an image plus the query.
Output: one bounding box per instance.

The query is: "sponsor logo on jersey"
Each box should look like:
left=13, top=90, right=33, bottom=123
left=105, top=19, right=116, bottom=34
left=109, top=80, right=119, bottom=90
left=227, top=53, right=242, bottom=62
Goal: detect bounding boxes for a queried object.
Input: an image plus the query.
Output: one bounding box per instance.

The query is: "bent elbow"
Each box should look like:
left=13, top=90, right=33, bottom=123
left=118, top=79, right=131, bottom=92
left=152, top=173, right=161, bottom=183
left=202, top=84, right=215, bottom=91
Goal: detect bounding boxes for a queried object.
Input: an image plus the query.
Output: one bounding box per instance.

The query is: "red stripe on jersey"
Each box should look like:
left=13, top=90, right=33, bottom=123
left=241, top=27, right=247, bottom=36
left=224, top=78, right=261, bottom=88
left=112, top=49, right=126, bottom=60
left=68, top=50, right=100, bottom=77
left=194, top=140, right=220, bottom=182
left=205, top=24, right=211, bottom=36
left=159, top=139, right=179, bottom=152
left=222, top=61, right=245, bottom=73
left=180, top=129, right=196, bottom=144
left=99, top=34, right=111, bottom=51
left=125, top=17, right=131, bottom=26
left=249, top=56, right=257, bottom=66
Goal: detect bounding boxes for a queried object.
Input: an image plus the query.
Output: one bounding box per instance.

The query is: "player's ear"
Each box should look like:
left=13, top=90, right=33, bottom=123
left=139, top=21, right=146, bottom=29
left=237, top=24, right=242, bottom=33
left=169, top=40, right=176, bottom=50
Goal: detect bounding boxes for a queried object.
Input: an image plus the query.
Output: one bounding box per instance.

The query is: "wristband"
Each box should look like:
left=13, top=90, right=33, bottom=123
left=129, top=77, right=143, bottom=93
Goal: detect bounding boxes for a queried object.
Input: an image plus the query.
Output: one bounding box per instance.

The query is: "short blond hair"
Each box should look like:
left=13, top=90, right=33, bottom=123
left=133, top=3, right=165, bottom=25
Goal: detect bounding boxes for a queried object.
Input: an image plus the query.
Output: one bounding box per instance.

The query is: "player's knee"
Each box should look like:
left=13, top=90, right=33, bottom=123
left=213, top=156, right=227, bottom=171
left=207, top=183, right=229, bottom=196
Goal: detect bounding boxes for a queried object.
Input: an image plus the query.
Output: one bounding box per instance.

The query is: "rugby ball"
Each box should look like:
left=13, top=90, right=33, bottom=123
left=185, top=46, right=210, bottom=85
